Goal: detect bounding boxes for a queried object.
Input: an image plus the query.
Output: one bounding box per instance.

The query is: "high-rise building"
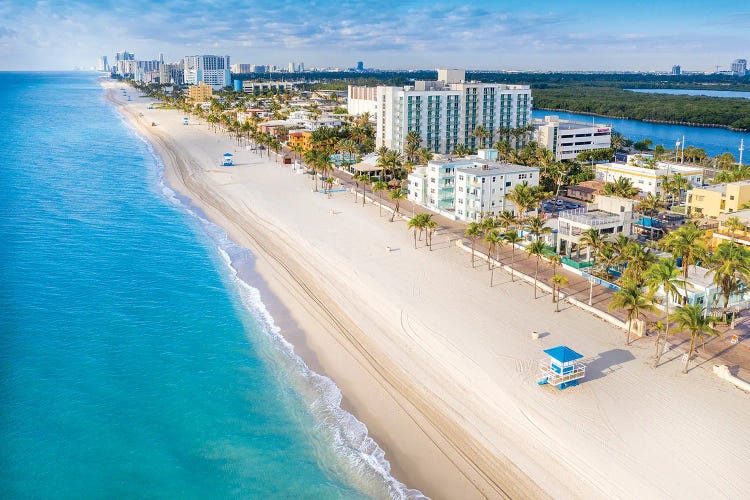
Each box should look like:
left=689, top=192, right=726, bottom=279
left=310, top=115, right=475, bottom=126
left=731, top=59, right=747, bottom=76
left=357, top=61, right=364, bottom=71
left=671, top=65, right=681, bottom=76
left=116, top=51, right=135, bottom=62
left=347, top=85, right=378, bottom=115
left=160, top=61, right=184, bottom=85
left=376, top=69, right=533, bottom=154
left=184, top=55, right=231, bottom=89
left=288, top=62, right=296, bottom=72
left=298, top=62, right=304, bottom=72
left=231, top=63, right=254, bottom=73
left=133, top=60, right=161, bottom=82
left=97, top=56, right=109, bottom=72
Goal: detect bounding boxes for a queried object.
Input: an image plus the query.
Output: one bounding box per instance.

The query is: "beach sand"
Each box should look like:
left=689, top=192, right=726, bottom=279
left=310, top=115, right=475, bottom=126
left=106, top=81, right=750, bottom=499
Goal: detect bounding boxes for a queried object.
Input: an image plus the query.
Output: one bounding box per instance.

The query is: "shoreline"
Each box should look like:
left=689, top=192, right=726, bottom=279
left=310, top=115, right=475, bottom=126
left=105, top=80, right=750, bottom=500
left=104, top=83, right=518, bottom=498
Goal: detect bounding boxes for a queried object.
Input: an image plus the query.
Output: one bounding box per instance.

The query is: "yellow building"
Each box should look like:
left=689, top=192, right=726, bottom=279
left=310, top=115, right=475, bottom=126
left=711, top=210, right=750, bottom=247
left=687, top=180, right=750, bottom=218
left=287, top=129, right=313, bottom=151
left=188, top=82, right=213, bottom=102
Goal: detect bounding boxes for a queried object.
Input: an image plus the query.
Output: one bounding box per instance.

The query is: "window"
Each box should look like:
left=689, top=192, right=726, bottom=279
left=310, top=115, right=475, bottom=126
left=506, top=181, right=511, bottom=187
left=430, top=178, right=435, bottom=183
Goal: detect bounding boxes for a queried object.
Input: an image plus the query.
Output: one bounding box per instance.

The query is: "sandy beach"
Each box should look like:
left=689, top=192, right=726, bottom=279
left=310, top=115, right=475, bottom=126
left=106, top=81, right=750, bottom=499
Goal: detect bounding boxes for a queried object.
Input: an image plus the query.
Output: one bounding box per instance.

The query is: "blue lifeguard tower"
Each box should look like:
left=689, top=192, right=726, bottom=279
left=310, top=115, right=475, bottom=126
left=183, top=117, right=189, bottom=126
left=538, top=345, right=586, bottom=390
left=222, top=153, right=234, bottom=166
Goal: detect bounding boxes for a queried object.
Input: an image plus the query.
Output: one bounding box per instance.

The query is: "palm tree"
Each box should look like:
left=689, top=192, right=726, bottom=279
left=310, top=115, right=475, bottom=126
left=670, top=173, right=690, bottom=205
left=465, top=222, right=481, bottom=267
left=472, top=125, right=490, bottom=149
left=637, top=193, right=662, bottom=216
left=622, top=243, right=656, bottom=286
left=670, top=304, right=719, bottom=374
left=497, top=210, right=518, bottom=231
left=389, top=188, right=406, bottom=222
left=578, top=228, right=605, bottom=264
left=706, top=241, right=750, bottom=309
left=453, top=143, right=471, bottom=157
left=644, top=258, right=684, bottom=367
left=405, top=130, right=422, bottom=152
left=524, top=215, right=551, bottom=242
left=661, top=223, right=707, bottom=300
left=416, top=147, right=433, bottom=165
left=303, top=149, right=329, bottom=191
left=480, top=215, right=497, bottom=235
left=506, top=182, right=537, bottom=221
left=372, top=180, right=388, bottom=216
left=526, top=240, right=547, bottom=299
left=608, top=282, right=655, bottom=345
left=377, top=150, right=403, bottom=181
left=323, top=176, right=335, bottom=196
left=504, top=230, right=523, bottom=282
left=425, top=219, right=438, bottom=251
left=547, top=253, right=562, bottom=300
left=485, top=229, right=503, bottom=286
left=552, top=274, right=569, bottom=312
left=603, top=177, right=639, bottom=198
left=724, top=216, right=745, bottom=243
left=355, top=173, right=370, bottom=206
left=408, top=215, right=424, bottom=249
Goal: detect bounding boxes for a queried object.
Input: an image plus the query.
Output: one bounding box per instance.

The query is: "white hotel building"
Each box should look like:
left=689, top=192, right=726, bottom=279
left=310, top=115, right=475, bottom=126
left=408, top=149, right=540, bottom=221
left=374, top=69, right=532, bottom=154
left=184, top=55, right=231, bottom=89
left=534, top=115, right=612, bottom=161
left=595, top=155, right=703, bottom=197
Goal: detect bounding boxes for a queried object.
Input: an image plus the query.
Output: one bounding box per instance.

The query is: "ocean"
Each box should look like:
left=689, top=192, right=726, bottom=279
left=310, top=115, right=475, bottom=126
left=0, top=72, right=413, bottom=499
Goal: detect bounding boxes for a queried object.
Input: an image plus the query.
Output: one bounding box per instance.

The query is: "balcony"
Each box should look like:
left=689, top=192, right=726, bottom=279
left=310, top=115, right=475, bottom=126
left=559, top=207, right=624, bottom=228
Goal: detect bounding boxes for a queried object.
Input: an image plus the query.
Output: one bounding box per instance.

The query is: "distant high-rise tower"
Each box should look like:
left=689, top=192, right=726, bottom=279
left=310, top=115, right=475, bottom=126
left=97, top=56, right=109, bottom=72
left=116, top=51, right=135, bottom=62
left=184, top=55, right=231, bottom=89
left=288, top=62, right=296, bottom=72
left=357, top=61, right=364, bottom=71
left=671, top=65, right=681, bottom=76
left=159, top=52, right=164, bottom=64
left=298, top=62, right=304, bottom=72
left=731, top=59, right=747, bottom=76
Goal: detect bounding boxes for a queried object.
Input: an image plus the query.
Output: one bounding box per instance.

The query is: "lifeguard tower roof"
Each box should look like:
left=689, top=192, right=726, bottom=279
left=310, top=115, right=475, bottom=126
left=543, top=346, right=583, bottom=363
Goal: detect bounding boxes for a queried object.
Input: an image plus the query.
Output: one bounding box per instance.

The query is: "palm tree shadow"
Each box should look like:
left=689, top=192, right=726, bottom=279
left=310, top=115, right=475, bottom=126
left=585, top=348, right=636, bottom=382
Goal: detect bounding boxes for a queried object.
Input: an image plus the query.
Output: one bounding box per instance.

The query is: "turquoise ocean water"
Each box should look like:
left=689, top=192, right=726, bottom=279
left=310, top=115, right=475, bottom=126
left=0, top=72, right=416, bottom=499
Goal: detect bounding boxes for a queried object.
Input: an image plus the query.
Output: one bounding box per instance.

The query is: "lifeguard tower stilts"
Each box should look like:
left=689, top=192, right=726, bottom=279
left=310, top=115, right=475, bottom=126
left=183, top=117, right=189, bottom=126
left=222, top=153, right=234, bottom=166
left=538, top=345, right=586, bottom=390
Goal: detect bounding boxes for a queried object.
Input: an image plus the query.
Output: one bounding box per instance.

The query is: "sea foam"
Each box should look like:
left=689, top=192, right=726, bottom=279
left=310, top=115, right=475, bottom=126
left=126, top=120, right=427, bottom=499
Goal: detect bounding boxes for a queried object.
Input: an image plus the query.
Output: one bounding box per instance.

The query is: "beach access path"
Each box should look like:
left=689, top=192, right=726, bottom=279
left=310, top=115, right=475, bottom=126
left=109, top=82, right=750, bottom=500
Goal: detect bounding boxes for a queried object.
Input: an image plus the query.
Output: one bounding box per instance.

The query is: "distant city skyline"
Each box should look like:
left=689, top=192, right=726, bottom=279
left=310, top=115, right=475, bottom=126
left=0, top=0, right=747, bottom=72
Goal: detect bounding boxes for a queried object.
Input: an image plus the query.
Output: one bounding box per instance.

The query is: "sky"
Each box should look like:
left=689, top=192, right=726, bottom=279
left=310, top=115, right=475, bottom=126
left=0, top=0, right=747, bottom=71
